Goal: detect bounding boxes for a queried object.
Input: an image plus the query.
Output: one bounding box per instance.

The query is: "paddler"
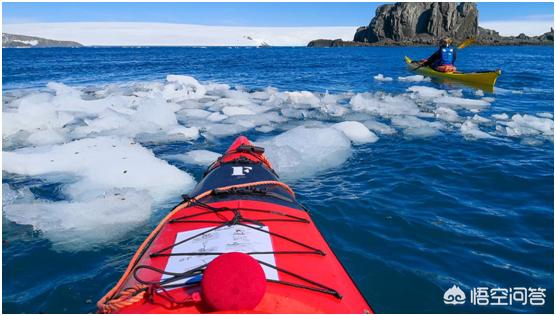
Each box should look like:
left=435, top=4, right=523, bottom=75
left=420, top=37, right=457, bottom=73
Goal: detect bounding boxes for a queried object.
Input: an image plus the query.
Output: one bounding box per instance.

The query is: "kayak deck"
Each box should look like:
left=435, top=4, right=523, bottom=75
left=97, top=136, right=372, bottom=314
left=404, top=56, right=501, bottom=90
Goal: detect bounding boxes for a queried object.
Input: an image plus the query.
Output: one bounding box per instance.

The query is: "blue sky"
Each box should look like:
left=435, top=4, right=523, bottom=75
left=3, top=2, right=554, bottom=26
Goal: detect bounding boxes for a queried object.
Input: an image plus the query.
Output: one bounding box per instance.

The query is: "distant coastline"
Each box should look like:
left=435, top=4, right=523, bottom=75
left=2, top=33, right=82, bottom=48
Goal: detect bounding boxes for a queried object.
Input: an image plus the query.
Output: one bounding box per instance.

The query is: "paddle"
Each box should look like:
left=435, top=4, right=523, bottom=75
left=413, top=38, right=475, bottom=71
left=457, top=38, right=475, bottom=49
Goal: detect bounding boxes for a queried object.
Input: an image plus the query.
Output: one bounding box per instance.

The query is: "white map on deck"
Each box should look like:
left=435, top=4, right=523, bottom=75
left=162, top=224, right=278, bottom=286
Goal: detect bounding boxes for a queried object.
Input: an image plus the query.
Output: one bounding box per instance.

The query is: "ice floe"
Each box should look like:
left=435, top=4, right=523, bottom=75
left=398, top=75, right=431, bottom=82
left=407, top=85, right=446, bottom=99
left=537, top=112, right=553, bottom=119
left=492, top=113, right=510, bottom=120
left=2, top=136, right=196, bottom=249
left=498, top=114, right=554, bottom=139
left=391, top=116, right=444, bottom=137
left=256, top=126, right=351, bottom=179
left=434, top=107, right=461, bottom=122
left=332, top=121, right=379, bottom=144
left=460, top=120, right=496, bottom=139
left=373, top=74, right=393, bottom=81
left=363, top=119, right=397, bottom=135
left=433, top=96, right=491, bottom=112
left=166, top=150, right=221, bottom=166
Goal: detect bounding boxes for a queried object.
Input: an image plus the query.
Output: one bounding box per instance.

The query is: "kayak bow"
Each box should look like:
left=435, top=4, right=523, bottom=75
left=405, top=56, right=501, bottom=91
left=98, top=136, right=372, bottom=314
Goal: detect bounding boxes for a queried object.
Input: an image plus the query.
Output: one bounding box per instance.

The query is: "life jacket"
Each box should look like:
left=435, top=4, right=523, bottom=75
left=439, top=46, right=454, bottom=66
left=435, top=64, right=456, bottom=73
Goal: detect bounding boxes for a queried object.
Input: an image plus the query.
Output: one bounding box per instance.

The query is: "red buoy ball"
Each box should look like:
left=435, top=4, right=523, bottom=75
left=201, top=252, right=267, bottom=311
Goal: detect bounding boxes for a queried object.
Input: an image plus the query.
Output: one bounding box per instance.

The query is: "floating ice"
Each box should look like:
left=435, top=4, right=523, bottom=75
left=471, top=114, right=490, bottom=124
left=374, top=74, right=393, bottom=81
left=537, top=112, right=553, bottom=119
left=256, top=126, right=275, bottom=133
left=166, top=150, right=221, bottom=167
left=4, top=188, right=153, bottom=250
left=2, top=183, right=34, bottom=206
left=2, top=136, right=196, bottom=249
left=434, top=96, right=490, bottom=111
left=492, top=113, right=510, bottom=120
left=407, top=85, right=446, bottom=99
left=3, top=136, right=195, bottom=200
left=2, top=73, right=552, bottom=249
left=165, top=75, right=207, bottom=100
left=434, top=107, right=461, bottom=122
left=500, top=114, right=554, bottom=138
left=332, top=121, right=379, bottom=144
left=391, top=116, right=443, bottom=137
left=256, top=126, right=352, bottom=179
left=166, top=126, right=200, bottom=140
left=398, top=75, right=431, bottom=82
left=222, top=106, right=256, bottom=116
left=27, top=128, right=67, bottom=146
left=177, top=108, right=212, bottom=119
left=460, top=120, right=496, bottom=139
left=320, top=94, right=348, bottom=117
left=363, top=119, right=397, bottom=135
left=207, top=112, right=228, bottom=122
left=284, top=91, right=320, bottom=108
left=202, top=123, right=250, bottom=138
left=350, top=93, right=420, bottom=116
left=5, top=75, right=524, bottom=151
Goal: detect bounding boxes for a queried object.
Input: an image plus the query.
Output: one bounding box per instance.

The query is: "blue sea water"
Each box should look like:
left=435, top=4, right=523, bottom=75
left=2, top=46, right=554, bottom=313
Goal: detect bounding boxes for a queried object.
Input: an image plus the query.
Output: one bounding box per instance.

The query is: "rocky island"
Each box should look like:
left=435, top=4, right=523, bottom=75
left=2, top=33, right=83, bottom=48
left=308, top=2, right=553, bottom=47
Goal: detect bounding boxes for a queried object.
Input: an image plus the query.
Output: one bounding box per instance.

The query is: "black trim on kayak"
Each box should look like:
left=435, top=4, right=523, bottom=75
left=191, top=162, right=281, bottom=197
left=171, top=197, right=309, bottom=224
left=472, top=70, right=501, bottom=74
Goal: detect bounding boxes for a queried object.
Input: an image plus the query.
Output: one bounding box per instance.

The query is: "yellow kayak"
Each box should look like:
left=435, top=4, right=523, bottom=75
left=404, top=56, right=501, bottom=91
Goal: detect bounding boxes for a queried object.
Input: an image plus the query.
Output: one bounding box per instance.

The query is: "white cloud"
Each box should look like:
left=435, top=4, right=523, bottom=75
left=2, top=22, right=356, bottom=46
left=480, top=20, right=553, bottom=36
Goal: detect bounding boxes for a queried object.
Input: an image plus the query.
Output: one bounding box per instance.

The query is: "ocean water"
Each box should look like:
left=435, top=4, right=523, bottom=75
left=2, top=46, right=553, bottom=313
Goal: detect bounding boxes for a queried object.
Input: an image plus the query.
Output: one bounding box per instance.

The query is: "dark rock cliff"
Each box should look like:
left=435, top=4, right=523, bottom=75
left=354, top=2, right=478, bottom=44
left=308, top=2, right=553, bottom=47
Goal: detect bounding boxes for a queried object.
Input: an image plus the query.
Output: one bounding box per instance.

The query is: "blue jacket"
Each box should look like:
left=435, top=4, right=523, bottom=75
left=425, top=46, right=457, bottom=67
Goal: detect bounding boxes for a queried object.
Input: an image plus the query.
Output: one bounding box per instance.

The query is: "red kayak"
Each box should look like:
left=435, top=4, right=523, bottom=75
left=98, top=136, right=372, bottom=313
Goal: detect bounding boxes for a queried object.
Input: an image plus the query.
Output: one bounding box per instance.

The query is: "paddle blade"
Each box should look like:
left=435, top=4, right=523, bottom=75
left=457, top=38, right=475, bottom=49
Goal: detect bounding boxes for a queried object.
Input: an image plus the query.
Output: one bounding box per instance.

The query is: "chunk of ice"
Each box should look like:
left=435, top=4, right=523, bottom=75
left=166, top=150, right=221, bottom=166
left=374, top=74, right=393, bottom=81
left=363, top=119, right=397, bottom=135
left=398, top=75, right=431, bottom=82
left=460, top=120, right=496, bottom=139
left=256, top=126, right=351, bottom=179
left=332, top=121, right=379, bottom=144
